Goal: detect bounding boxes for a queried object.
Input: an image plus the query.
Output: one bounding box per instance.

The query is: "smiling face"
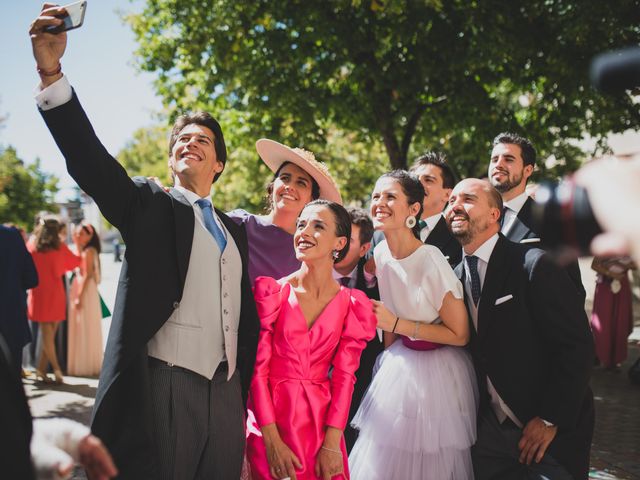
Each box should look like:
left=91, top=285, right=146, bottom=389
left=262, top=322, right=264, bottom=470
left=488, top=143, right=533, bottom=197
left=294, top=204, right=347, bottom=264
left=271, top=162, right=315, bottom=215
left=370, top=177, right=421, bottom=233
left=445, top=179, right=501, bottom=249
left=413, top=163, right=452, bottom=218
left=73, top=224, right=91, bottom=248
left=168, top=123, right=224, bottom=186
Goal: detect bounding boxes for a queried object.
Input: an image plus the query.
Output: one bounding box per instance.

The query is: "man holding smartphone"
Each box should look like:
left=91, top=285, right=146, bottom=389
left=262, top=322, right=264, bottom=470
left=29, top=4, right=260, bottom=479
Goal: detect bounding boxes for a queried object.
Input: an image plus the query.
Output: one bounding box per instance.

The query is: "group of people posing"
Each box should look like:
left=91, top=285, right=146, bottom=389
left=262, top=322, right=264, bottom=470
left=17, top=6, right=596, bottom=479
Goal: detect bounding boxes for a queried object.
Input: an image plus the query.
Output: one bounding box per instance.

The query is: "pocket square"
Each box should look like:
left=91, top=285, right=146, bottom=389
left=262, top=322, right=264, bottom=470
left=495, top=294, right=513, bottom=305
left=520, top=238, right=541, bottom=244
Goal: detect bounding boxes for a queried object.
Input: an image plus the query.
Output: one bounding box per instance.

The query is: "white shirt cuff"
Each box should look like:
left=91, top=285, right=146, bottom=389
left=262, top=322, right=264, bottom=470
left=35, top=75, right=72, bottom=111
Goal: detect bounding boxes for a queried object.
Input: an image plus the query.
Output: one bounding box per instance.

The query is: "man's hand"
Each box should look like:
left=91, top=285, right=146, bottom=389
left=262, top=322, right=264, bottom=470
left=28, top=3, right=68, bottom=86
left=518, top=417, right=557, bottom=465
left=77, top=435, right=118, bottom=480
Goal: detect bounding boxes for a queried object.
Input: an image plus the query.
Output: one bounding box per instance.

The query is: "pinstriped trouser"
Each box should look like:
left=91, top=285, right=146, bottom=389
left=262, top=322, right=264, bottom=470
left=148, top=359, right=245, bottom=480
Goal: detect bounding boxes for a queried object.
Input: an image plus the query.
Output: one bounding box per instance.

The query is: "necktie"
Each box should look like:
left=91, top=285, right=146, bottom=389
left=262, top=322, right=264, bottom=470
left=339, top=276, right=351, bottom=287
left=418, top=219, right=428, bottom=230
left=499, top=206, right=508, bottom=229
left=466, top=255, right=481, bottom=306
left=195, top=199, right=227, bottom=252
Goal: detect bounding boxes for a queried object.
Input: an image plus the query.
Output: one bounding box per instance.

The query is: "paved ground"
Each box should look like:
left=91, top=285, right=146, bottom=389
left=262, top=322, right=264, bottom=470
left=24, top=255, right=640, bottom=479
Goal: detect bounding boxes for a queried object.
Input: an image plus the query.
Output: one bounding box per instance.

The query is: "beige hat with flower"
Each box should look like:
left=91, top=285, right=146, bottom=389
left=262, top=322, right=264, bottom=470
left=256, top=139, right=342, bottom=204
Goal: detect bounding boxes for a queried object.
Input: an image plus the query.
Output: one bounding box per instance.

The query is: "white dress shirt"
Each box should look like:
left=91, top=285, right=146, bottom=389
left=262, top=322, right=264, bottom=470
left=463, top=233, right=523, bottom=427
left=419, top=213, right=443, bottom=242
left=500, top=191, right=529, bottom=235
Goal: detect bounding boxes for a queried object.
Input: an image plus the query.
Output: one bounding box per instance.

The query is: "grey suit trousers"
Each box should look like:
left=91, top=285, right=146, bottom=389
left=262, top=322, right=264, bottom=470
left=148, top=358, right=245, bottom=480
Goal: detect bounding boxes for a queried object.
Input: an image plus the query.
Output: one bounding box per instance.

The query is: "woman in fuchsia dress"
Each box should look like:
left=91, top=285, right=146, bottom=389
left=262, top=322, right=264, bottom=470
left=246, top=200, right=376, bottom=480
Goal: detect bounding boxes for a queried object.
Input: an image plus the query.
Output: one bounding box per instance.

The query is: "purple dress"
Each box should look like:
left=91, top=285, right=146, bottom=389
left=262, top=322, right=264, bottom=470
left=227, top=210, right=301, bottom=285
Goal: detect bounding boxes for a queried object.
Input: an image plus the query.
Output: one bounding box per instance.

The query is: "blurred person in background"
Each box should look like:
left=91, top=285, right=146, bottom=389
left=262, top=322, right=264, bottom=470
left=27, top=216, right=80, bottom=384
left=67, top=222, right=104, bottom=377
left=590, top=256, right=636, bottom=371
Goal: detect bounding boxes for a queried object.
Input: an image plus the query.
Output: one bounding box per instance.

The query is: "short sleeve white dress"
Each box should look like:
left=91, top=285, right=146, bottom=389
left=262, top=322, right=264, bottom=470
left=349, top=241, right=478, bottom=480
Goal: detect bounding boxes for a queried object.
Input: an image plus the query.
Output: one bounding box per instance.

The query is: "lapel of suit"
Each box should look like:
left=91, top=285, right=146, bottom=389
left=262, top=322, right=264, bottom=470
left=507, top=197, right=534, bottom=243
left=216, top=208, right=249, bottom=266
left=169, top=188, right=195, bottom=295
left=425, top=216, right=446, bottom=247
left=476, top=235, right=510, bottom=341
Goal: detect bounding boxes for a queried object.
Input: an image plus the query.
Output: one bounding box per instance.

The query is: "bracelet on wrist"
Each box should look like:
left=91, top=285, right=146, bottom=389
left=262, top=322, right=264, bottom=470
left=321, top=445, right=342, bottom=455
left=37, top=62, right=62, bottom=77
left=391, top=316, right=399, bottom=333
left=412, top=321, right=420, bottom=340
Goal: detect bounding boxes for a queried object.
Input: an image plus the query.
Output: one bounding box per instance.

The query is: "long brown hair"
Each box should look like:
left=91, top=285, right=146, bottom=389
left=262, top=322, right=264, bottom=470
left=34, top=216, right=61, bottom=252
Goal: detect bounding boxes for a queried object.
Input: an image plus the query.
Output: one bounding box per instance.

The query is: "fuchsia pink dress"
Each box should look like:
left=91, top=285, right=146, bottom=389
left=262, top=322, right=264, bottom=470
left=246, top=276, right=377, bottom=480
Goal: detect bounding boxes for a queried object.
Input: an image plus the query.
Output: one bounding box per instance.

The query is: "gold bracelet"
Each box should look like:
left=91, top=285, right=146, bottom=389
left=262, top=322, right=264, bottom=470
left=321, top=445, right=342, bottom=455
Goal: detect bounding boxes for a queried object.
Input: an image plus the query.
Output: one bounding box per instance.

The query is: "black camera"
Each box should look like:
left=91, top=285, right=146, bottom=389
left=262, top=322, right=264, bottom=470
left=531, top=46, right=640, bottom=256
left=531, top=180, right=603, bottom=256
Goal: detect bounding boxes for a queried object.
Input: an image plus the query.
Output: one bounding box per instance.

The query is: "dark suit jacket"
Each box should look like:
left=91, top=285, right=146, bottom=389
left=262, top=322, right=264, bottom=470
left=455, top=235, right=594, bottom=479
left=425, top=215, right=462, bottom=267
left=0, top=333, right=35, bottom=480
left=371, top=215, right=461, bottom=267
left=345, top=258, right=383, bottom=452
left=41, top=93, right=260, bottom=479
left=506, top=197, right=586, bottom=301
left=0, top=226, right=38, bottom=366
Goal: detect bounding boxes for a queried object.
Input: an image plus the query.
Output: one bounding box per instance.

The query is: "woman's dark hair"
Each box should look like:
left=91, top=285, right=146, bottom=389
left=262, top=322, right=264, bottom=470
left=300, top=199, right=351, bottom=263
left=378, top=170, right=425, bottom=238
left=265, top=161, right=321, bottom=213
left=81, top=224, right=102, bottom=254
left=34, top=216, right=61, bottom=252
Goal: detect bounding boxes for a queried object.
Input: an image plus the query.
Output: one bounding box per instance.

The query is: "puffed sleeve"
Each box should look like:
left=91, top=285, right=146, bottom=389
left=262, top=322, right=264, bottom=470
left=58, top=242, right=81, bottom=274
left=326, top=289, right=377, bottom=429
left=250, top=276, right=284, bottom=427
left=423, top=246, right=463, bottom=311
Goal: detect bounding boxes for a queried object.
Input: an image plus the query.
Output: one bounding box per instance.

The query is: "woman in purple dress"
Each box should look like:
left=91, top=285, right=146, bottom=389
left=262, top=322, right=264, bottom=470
left=228, top=139, right=342, bottom=284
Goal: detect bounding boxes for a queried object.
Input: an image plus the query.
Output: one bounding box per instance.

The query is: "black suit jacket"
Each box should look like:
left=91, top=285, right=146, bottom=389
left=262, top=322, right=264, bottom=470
left=425, top=216, right=462, bottom=267
left=506, top=197, right=586, bottom=301
left=41, top=93, right=260, bottom=478
left=0, top=333, right=35, bottom=480
left=455, top=235, right=594, bottom=479
left=370, top=215, right=461, bottom=267
left=345, top=258, right=383, bottom=452
left=0, top=226, right=38, bottom=366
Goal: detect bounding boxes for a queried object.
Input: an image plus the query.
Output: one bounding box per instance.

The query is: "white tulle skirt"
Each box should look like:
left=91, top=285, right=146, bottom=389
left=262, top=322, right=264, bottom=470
left=349, top=340, right=479, bottom=480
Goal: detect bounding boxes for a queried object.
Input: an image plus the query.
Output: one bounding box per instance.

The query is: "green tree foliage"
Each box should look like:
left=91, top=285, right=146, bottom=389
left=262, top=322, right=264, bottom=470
left=0, top=147, right=59, bottom=230
left=127, top=0, right=640, bottom=181
left=117, top=125, right=171, bottom=182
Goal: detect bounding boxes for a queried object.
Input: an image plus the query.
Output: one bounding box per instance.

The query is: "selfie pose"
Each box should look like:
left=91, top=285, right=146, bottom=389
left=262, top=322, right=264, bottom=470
left=246, top=200, right=376, bottom=480
left=30, top=5, right=260, bottom=477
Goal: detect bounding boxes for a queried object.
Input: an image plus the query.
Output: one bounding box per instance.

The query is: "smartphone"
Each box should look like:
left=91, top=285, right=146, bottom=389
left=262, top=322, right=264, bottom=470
left=44, top=1, right=87, bottom=34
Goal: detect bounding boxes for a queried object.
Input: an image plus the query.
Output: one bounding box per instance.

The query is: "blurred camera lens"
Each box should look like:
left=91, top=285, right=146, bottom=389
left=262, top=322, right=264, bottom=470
left=532, top=180, right=603, bottom=256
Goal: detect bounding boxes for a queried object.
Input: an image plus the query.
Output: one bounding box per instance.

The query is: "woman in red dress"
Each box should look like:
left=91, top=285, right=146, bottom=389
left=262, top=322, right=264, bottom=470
left=246, top=200, right=376, bottom=480
left=27, top=216, right=80, bottom=384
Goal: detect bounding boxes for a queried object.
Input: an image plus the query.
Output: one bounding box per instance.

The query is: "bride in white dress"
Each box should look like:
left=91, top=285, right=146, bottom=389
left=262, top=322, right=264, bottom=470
left=349, top=171, right=478, bottom=480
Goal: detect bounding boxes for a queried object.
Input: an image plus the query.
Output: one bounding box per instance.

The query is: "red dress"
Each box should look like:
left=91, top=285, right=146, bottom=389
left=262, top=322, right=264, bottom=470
left=27, top=241, right=80, bottom=322
left=246, top=276, right=376, bottom=480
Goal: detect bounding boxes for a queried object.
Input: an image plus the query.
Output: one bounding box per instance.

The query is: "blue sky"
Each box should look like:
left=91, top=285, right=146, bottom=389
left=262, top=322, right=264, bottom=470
left=0, top=1, right=163, bottom=199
